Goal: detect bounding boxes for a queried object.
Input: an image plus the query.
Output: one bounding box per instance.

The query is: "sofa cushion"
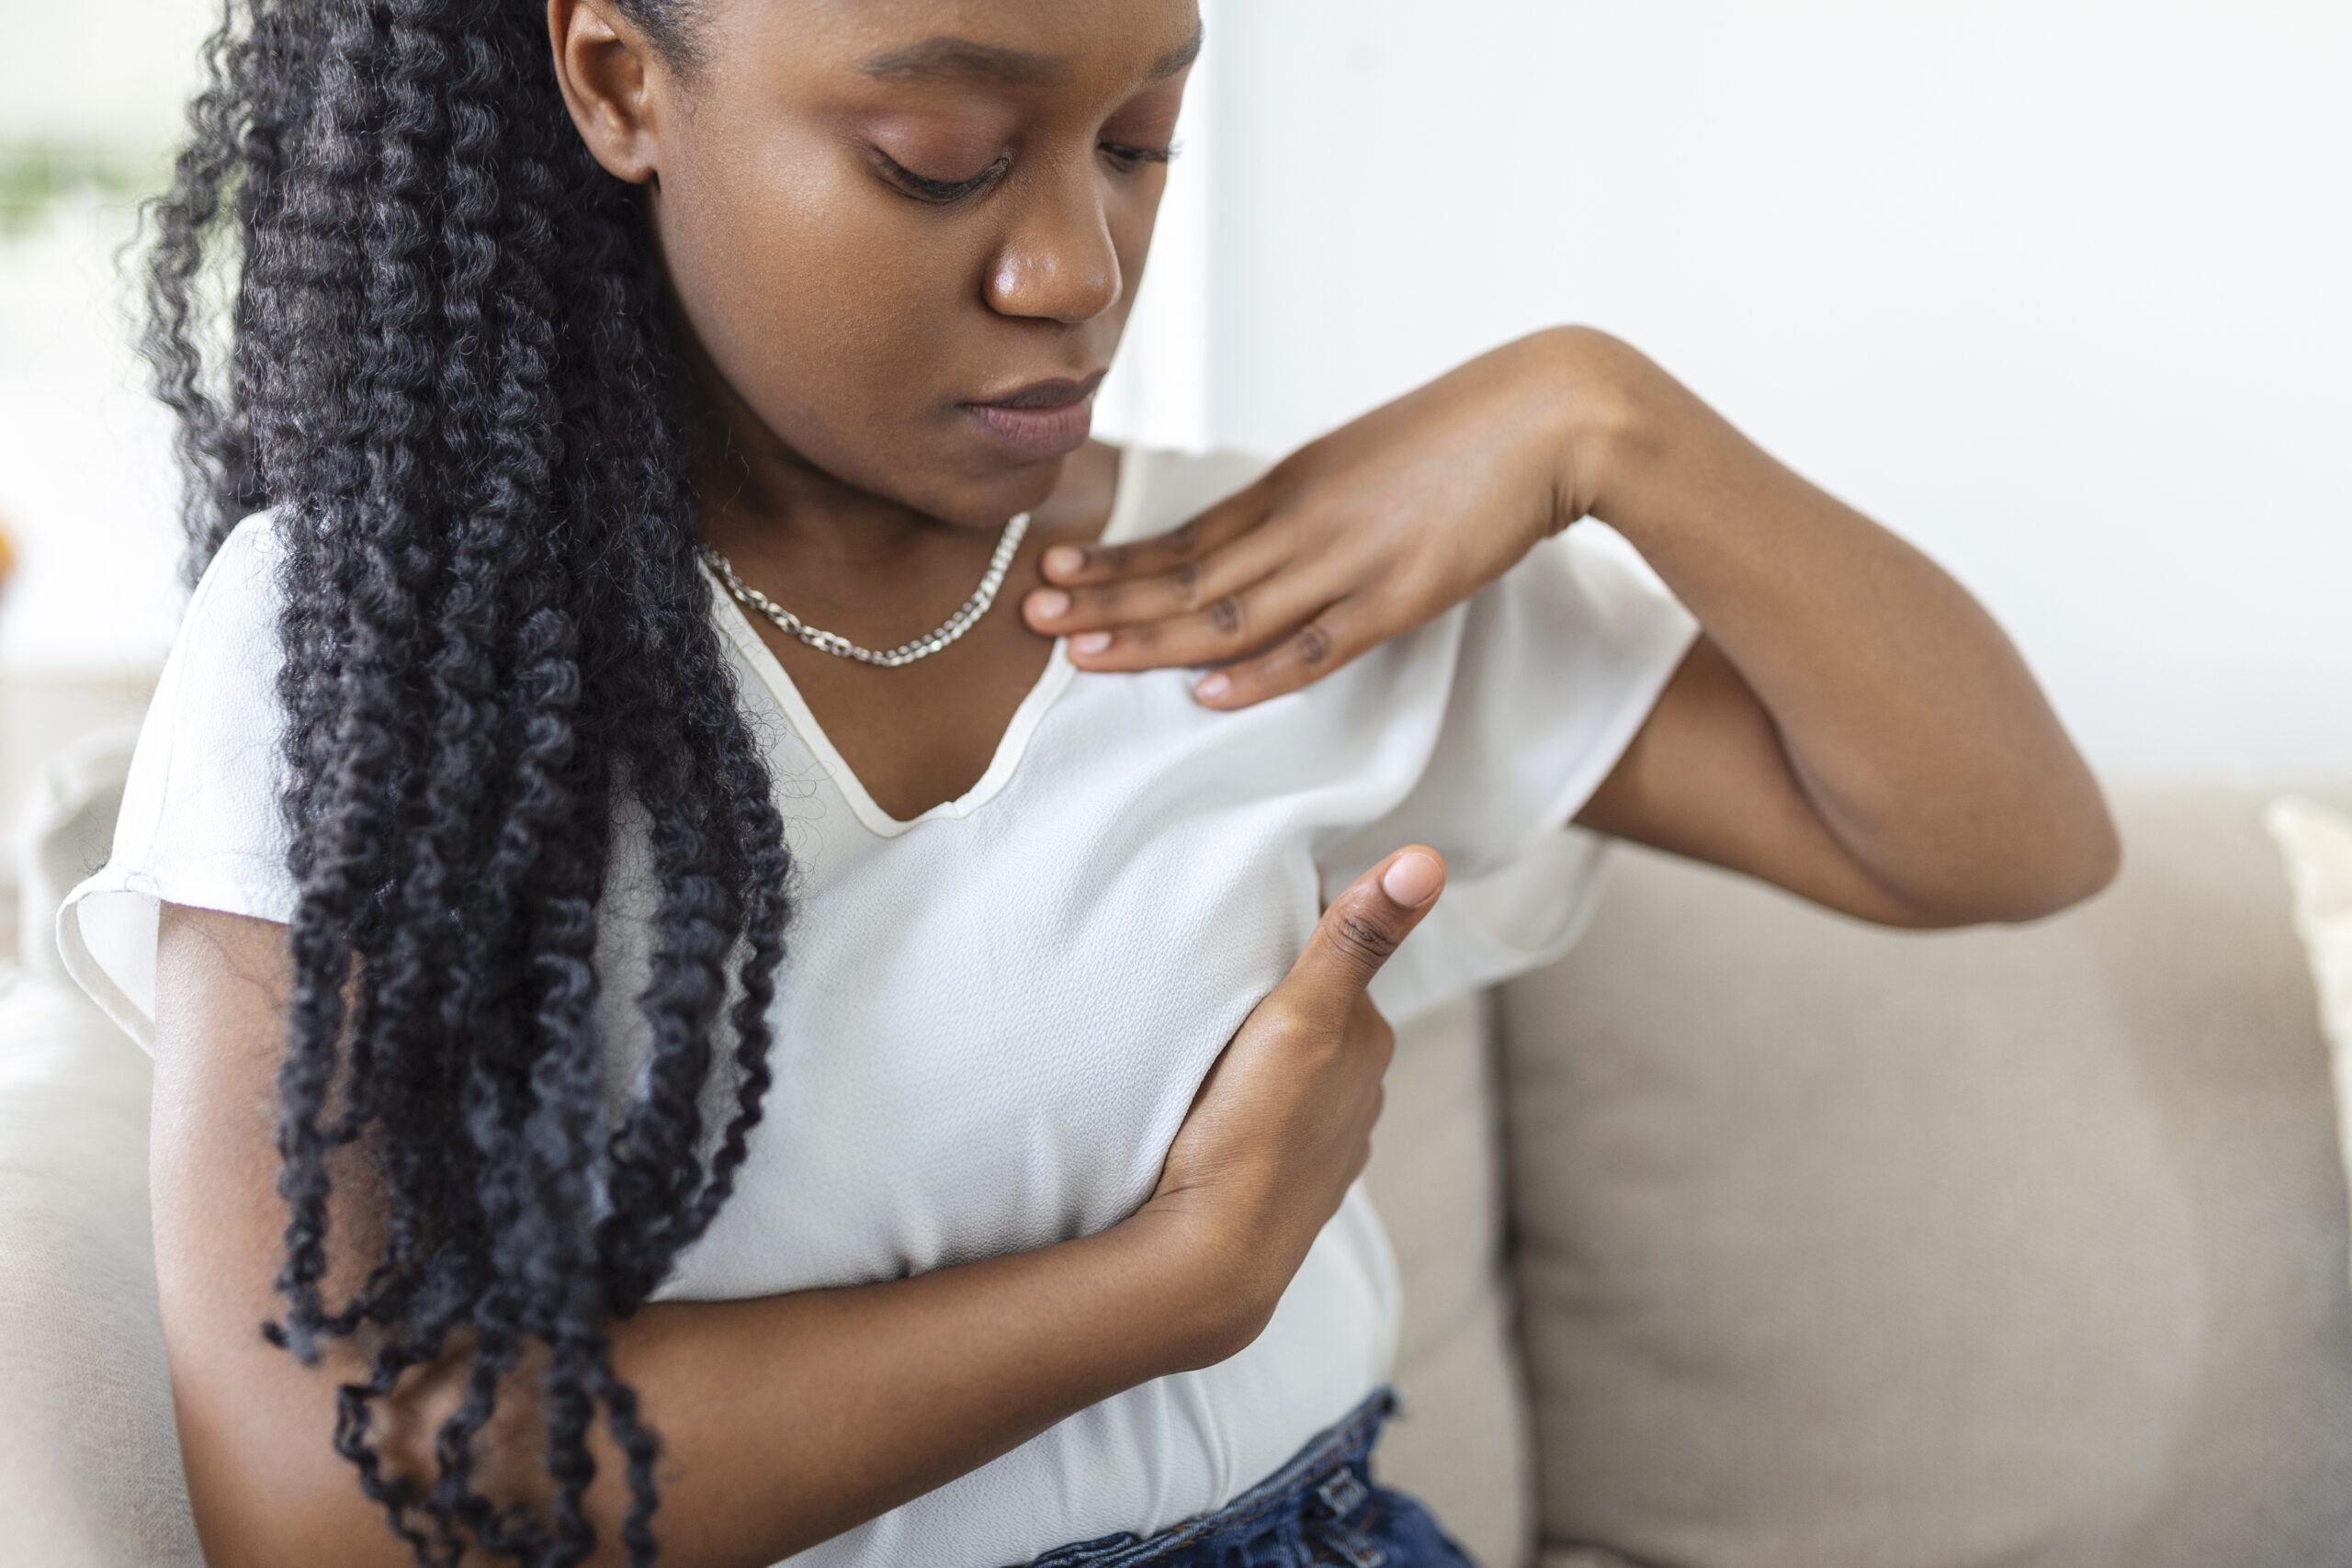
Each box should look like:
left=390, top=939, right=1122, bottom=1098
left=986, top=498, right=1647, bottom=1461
left=0, top=967, right=203, bottom=1567
left=1363, top=992, right=1539, bottom=1568
left=13, top=727, right=138, bottom=979
left=1498, top=787, right=2352, bottom=1568
left=2271, top=795, right=2352, bottom=1300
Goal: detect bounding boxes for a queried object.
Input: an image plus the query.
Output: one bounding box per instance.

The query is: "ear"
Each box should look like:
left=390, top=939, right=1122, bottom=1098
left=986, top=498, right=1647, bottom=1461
left=547, top=0, right=668, bottom=185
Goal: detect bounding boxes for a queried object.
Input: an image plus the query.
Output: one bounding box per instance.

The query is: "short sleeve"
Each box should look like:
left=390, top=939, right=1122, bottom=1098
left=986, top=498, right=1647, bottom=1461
left=1318, top=529, right=1700, bottom=1022
left=58, top=513, right=297, bottom=1052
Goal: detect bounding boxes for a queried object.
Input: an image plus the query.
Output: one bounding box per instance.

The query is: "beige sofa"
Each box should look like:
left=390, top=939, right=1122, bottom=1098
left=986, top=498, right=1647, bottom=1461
left=1374, top=787, right=2352, bottom=1568
left=4, top=738, right=2349, bottom=1567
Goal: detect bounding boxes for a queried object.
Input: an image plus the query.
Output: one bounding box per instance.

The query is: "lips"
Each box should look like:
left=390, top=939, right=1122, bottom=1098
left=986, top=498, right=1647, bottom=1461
left=964, top=370, right=1106, bottom=462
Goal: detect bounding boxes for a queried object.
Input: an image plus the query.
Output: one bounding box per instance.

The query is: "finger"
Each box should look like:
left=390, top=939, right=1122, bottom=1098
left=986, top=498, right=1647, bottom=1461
left=1035, top=484, right=1272, bottom=586
left=1345, top=990, right=1398, bottom=1078
left=1190, top=604, right=1372, bottom=708
left=1281, top=848, right=1447, bottom=1019
left=1055, top=570, right=1345, bottom=672
left=1023, top=518, right=1295, bottom=638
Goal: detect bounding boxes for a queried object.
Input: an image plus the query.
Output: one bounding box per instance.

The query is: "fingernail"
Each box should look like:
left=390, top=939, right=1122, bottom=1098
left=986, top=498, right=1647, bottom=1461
left=1381, top=851, right=1443, bottom=907
left=1030, top=589, right=1070, bottom=618
left=1045, top=545, right=1087, bottom=576
left=1071, top=630, right=1112, bottom=654
left=1194, top=672, right=1231, bottom=702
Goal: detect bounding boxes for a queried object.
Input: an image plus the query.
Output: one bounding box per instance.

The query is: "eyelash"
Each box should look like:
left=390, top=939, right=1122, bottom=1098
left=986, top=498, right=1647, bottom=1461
left=880, top=153, right=1010, bottom=205
left=1102, top=141, right=1180, bottom=173
left=878, top=142, right=1181, bottom=206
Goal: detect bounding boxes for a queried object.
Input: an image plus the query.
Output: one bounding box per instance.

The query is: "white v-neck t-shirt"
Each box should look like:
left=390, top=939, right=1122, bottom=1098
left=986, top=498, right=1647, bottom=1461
left=62, top=445, right=1697, bottom=1568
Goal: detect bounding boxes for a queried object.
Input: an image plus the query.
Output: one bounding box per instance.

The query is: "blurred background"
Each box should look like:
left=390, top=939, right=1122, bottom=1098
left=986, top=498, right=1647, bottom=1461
left=1, top=0, right=2346, bottom=930
left=1117, top=0, right=2352, bottom=785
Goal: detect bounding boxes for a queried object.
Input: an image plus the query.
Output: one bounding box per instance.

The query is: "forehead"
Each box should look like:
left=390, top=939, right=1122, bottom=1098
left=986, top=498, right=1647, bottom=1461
left=706, top=0, right=1203, bottom=95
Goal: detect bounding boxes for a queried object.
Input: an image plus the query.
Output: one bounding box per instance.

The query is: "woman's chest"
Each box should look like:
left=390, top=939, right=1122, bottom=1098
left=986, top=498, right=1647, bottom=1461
left=642, top=663, right=1442, bottom=1301
left=652, top=799, right=1319, bottom=1301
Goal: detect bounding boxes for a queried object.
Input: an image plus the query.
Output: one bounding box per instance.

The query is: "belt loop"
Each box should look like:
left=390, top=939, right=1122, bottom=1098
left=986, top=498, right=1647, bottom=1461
left=1316, top=1468, right=1369, bottom=1521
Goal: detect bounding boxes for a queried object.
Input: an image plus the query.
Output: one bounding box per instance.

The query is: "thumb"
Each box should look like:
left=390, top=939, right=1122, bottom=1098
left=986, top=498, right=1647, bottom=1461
left=1284, top=847, right=1447, bottom=1015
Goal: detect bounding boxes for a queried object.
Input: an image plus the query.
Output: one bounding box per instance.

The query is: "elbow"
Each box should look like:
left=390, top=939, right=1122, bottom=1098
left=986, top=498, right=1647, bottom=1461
left=177, top=1407, right=443, bottom=1568
left=1996, top=824, right=2121, bottom=925
left=181, top=1474, right=364, bottom=1568
left=1871, top=784, right=2135, bottom=931
left=2014, top=775, right=2124, bottom=921
left=2066, top=799, right=2126, bottom=907
left=1904, top=793, right=2124, bottom=930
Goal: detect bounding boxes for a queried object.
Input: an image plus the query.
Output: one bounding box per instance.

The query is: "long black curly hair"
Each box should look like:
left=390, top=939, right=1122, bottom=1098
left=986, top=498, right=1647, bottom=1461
left=141, top=1, right=792, bottom=1562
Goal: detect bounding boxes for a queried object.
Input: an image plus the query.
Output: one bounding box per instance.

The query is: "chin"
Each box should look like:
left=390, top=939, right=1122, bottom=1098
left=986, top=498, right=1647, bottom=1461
left=926, top=449, right=1070, bottom=526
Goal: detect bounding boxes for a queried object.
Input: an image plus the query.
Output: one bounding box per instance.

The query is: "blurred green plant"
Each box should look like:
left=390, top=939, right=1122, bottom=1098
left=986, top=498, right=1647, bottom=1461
left=0, top=141, right=170, bottom=242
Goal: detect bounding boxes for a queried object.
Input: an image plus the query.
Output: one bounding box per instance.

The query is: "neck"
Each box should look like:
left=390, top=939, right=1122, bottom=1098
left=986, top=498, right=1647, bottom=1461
left=677, top=343, right=1118, bottom=615
left=694, top=415, right=953, bottom=583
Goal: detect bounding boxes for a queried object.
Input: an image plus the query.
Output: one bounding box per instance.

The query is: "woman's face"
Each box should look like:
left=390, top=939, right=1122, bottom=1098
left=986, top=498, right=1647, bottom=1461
left=556, top=0, right=1200, bottom=527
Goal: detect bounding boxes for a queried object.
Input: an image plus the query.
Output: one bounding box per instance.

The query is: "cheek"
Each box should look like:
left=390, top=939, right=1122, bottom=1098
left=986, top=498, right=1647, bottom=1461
left=1112, top=192, right=1159, bottom=307
left=652, top=131, right=978, bottom=433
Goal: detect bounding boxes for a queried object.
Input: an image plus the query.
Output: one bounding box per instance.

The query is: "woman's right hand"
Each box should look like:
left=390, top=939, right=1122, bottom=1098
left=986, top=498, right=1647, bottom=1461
left=153, top=859, right=1444, bottom=1566
left=1135, top=846, right=1448, bottom=1359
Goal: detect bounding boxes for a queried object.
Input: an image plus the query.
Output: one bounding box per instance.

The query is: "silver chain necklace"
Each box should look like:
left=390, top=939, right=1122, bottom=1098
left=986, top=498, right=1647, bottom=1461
left=700, top=512, right=1031, bottom=669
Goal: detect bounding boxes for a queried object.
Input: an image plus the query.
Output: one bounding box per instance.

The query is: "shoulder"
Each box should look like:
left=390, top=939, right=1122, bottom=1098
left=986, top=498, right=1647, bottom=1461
left=192, top=509, right=288, bottom=609
left=1428, top=528, right=1698, bottom=741
left=59, top=513, right=300, bottom=1042
left=172, top=511, right=290, bottom=668
left=1107, top=446, right=1275, bottom=544
left=140, top=508, right=296, bottom=803
left=1489, top=527, right=1695, bottom=645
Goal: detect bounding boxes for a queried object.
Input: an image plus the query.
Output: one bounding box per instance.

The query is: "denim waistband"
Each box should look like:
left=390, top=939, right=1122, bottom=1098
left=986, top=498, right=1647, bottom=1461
left=1019, top=1388, right=1406, bottom=1568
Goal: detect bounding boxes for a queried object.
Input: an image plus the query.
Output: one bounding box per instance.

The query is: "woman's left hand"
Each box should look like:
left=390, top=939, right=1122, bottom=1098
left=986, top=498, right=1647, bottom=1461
left=1022, top=331, right=1609, bottom=708
left=1028, top=326, right=2121, bottom=927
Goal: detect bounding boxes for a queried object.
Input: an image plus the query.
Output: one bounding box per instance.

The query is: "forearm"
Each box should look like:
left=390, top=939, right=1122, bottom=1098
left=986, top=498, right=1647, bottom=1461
left=179, top=1208, right=1232, bottom=1568
left=1546, top=327, right=2118, bottom=919
left=155, top=897, right=1246, bottom=1568
left=583, top=1207, right=1230, bottom=1564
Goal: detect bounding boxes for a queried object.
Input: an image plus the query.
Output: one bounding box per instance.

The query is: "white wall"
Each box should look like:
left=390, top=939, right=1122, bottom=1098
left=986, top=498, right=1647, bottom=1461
left=0, top=0, right=208, bottom=679
left=1177, top=0, right=2352, bottom=781
left=0, top=0, right=213, bottom=145
left=4, top=0, right=2346, bottom=782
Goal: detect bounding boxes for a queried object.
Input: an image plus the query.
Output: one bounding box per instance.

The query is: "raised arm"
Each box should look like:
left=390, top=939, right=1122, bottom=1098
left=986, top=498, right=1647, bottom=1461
left=149, top=849, right=1445, bottom=1568
left=1023, top=328, right=2117, bottom=927
left=1551, top=331, right=2117, bottom=925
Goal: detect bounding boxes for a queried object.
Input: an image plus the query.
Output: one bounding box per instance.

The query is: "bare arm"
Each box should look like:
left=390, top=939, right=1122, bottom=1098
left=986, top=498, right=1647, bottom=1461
left=1565, top=331, right=2120, bottom=926
left=1023, top=329, right=2118, bottom=926
left=152, top=847, right=1444, bottom=1567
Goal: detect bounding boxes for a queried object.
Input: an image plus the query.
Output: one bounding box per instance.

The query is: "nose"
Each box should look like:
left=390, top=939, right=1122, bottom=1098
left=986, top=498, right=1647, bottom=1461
left=983, top=160, right=1125, bottom=325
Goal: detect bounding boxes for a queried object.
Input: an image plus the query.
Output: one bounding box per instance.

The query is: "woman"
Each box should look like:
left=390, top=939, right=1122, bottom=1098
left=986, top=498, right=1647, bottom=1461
left=63, top=0, right=2119, bottom=1564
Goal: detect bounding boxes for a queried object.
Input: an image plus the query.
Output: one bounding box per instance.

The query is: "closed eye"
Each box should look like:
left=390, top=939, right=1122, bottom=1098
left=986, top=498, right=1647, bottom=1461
left=1102, top=141, right=1180, bottom=172
left=875, top=150, right=1011, bottom=206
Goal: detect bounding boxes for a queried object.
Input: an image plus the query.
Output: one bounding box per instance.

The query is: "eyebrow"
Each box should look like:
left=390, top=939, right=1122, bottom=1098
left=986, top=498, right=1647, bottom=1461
left=863, top=38, right=1065, bottom=87
left=1149, top=23, right=1205, bottom=82
left=862, top=21, right=1204, bottom=89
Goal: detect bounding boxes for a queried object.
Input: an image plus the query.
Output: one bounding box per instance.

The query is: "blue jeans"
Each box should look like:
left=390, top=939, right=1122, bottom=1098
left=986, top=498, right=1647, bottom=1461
left=1019, top=1390, right=1474, bottom=1568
